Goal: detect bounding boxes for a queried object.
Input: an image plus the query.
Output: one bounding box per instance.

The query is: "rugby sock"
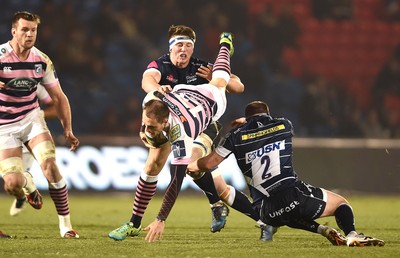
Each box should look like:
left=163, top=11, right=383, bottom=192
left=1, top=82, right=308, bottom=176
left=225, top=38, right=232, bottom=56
left=49, top=179, right=70, bottom=216
left=49, top=179, right=73, bottom=235
left=334, top=203, right=356, bottom=235
left=212, top=46, right=231, bottom=83
left=287, top=219, right=320, bottom=233
left=193, top=172, right=221, bottom=205
left=131, top=173, right=158, bottom=227
left=229, top=187, right=260, bottom=221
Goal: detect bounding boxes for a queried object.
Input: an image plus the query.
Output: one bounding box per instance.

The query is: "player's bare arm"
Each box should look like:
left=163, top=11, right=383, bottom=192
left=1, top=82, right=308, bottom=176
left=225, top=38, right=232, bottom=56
left=142, top=69, right=172, bottom=93
left=188, top=151, right=225, bottom=173
left=46, top=84, right=79, bottom=151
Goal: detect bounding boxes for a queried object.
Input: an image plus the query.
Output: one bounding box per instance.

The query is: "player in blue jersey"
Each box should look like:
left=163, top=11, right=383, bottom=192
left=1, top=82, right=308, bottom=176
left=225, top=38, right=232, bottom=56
left=109, top=26, right=273, bottom=241
left=188, top=101, right=385, bottom=246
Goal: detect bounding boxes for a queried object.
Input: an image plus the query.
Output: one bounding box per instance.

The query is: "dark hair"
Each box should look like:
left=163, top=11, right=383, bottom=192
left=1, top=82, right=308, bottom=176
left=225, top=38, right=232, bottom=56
left=143, top=99, right=169, bottom=122
left=245, top=101, right=270, bottom=118
left=168, top=25, right=196, bottom=43
left=12, top=11, right=41, bottom=28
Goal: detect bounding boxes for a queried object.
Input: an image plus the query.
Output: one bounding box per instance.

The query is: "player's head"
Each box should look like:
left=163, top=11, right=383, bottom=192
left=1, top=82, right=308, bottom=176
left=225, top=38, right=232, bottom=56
left=168, top=25, right=196, bottom=68
left=142, top=99, right=169, bottom=137
left=245, top=101, right=270, bottom=118
left=11, top=11, right=41, bottom=50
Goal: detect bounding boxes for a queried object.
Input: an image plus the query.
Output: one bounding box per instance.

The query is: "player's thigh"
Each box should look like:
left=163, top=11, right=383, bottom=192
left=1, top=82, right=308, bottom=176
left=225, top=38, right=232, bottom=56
left=320, top=190, right=349, bottom=217
left=144, top=144, right=171, bottom=176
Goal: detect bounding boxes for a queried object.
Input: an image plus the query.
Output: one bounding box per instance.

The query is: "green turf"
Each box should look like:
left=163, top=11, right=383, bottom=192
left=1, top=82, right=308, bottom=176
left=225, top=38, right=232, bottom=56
left=0, top=193, right=399, bottom=258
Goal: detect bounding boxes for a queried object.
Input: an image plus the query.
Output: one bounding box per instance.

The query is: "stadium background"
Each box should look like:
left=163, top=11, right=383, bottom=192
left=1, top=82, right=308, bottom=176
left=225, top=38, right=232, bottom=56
left=0, top=0, right=399, bottom=194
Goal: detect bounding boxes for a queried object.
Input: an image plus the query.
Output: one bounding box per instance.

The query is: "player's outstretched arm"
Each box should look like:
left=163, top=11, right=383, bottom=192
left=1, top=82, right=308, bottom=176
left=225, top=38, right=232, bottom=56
left=143, top=164, right=187, bottom=242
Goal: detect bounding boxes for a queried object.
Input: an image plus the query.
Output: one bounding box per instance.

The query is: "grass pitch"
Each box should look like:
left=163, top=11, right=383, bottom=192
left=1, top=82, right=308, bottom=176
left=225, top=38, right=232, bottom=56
left=0, top=193, right=399, bottom=258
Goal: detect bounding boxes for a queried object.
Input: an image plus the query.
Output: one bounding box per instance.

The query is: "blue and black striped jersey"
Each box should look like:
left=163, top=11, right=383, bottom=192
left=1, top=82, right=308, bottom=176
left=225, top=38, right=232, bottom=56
left=216, top=114, right=298, bottom=204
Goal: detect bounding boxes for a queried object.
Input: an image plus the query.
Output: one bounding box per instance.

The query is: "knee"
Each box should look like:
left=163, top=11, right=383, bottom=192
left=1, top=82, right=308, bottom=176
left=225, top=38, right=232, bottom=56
left=3, top=174, right=24, bottom=195
left=40, top=159, right=59, bottom=178
left=143, top=162, right=162, bottom=176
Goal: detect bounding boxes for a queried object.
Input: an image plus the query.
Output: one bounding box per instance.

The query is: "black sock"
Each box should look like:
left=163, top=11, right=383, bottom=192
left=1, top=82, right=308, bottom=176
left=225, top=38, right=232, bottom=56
left=193, top=172, right=221, bottom=205
left=335, top=203, right=356, bottom=235
left=287, top=219, right=320, bottom=233
left=231, top=189, right=260, bottom=221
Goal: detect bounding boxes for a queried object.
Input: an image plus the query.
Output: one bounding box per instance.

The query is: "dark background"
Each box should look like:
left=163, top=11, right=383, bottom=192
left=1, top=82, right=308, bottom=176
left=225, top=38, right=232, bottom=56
left=2, top=0, right=400, bottom=139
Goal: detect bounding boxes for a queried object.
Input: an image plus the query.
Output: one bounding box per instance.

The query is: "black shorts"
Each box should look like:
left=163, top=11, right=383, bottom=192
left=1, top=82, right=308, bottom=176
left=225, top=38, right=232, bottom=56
left=260, top=181, right=326, bottom=227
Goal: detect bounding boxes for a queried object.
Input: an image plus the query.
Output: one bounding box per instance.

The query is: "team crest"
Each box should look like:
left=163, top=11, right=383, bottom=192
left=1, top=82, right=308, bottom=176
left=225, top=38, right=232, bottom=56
left=35, top=64, right=42, bottom=74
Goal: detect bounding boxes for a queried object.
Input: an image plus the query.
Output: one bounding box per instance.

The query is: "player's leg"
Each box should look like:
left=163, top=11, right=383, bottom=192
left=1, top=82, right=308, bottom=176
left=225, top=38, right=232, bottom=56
left=108, top=143, right=171, bottom=241
left=209, top=32, right=234, bottom=89
left=1, top=148, right=26, bottom=215
left=9, top=146, right=43, bottom=215
left=28, top=132, right=78, bottom=238
left=322, top=189, right=385, bottom=246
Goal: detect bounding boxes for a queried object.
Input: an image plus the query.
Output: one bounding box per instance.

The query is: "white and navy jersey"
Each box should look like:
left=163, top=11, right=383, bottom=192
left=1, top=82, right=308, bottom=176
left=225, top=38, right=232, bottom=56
left=0, top=42, right=59, bottom=125
left=36, top=84, right=52, bottom=105
left=144, top=54, right=211, bottom=86
left=216, top=114, right=298, bottom=204
left=143, top=84, right=226, bottom=165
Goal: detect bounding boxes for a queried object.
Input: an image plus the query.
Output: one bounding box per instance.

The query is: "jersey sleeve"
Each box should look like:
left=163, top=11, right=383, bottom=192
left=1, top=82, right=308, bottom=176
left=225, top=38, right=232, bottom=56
left=38, top=50, right=59, bottom=89
left=36, top=84, right=52, bottom=104
left=215, top=131, right=234, bottom=159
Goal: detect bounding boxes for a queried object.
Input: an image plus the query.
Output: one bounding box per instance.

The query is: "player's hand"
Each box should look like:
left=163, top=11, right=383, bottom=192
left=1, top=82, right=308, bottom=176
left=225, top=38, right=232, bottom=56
left=143, top=220, right=165, bottom=243
left=158, top=85, right=172, bottom=93
left=196, top=65, right=213, bottom=81
left=0, top=81, right=5, bottom=89
left=231, top=117, right=246, bottom=127
left=139, top=131, right=156, bottom=149
left=64, top=130, right=80, bottom=151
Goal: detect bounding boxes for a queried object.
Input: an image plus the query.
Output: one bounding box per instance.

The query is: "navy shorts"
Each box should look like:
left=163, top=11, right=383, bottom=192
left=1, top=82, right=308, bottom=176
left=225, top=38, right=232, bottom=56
left=201, top=121, right=222, bottom=148
left=260, top=181, right=326, bottom=227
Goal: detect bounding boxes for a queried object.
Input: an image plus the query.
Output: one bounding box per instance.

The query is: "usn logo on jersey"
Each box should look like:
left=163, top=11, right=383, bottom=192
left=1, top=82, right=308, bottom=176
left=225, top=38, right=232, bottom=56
left=245, top=140, right=285, bottom=164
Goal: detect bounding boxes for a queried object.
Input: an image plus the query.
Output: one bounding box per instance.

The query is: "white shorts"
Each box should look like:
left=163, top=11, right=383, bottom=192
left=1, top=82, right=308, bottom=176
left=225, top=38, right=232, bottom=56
left=174, top=83, right=227, bottom=122
left=0, top=108, right=50, bottom=150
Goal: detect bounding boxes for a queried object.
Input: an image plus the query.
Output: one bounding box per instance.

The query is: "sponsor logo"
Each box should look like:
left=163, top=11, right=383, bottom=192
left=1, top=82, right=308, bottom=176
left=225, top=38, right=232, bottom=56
left=172, top=140, right=186, bottom=158
left=186, top=75, right=196, bottom=83
left=268, top=201, right=300, bottom=218
left=169, top=124, right=181, bottom=142
left=6, top=77, right=37, bottom=91
left=29, top=145, right=246, bottom=192
left=3, top=66, right=12, bottom=73
left=245, top=140, right=285, bottom=163
left=241, top=124, right=285, bottom=140
left=166, top=74, right=176, bottom=83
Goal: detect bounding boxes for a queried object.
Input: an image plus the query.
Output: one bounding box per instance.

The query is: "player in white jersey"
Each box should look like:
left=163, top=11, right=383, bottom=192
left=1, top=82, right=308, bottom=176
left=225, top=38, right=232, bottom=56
left=142, top=32, right=235, bottom=242
left=0, top=11, right=79, bottom=238
left=109, top=32, right=236, bottom=242
left=9, top=84, right=57, bottom=216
